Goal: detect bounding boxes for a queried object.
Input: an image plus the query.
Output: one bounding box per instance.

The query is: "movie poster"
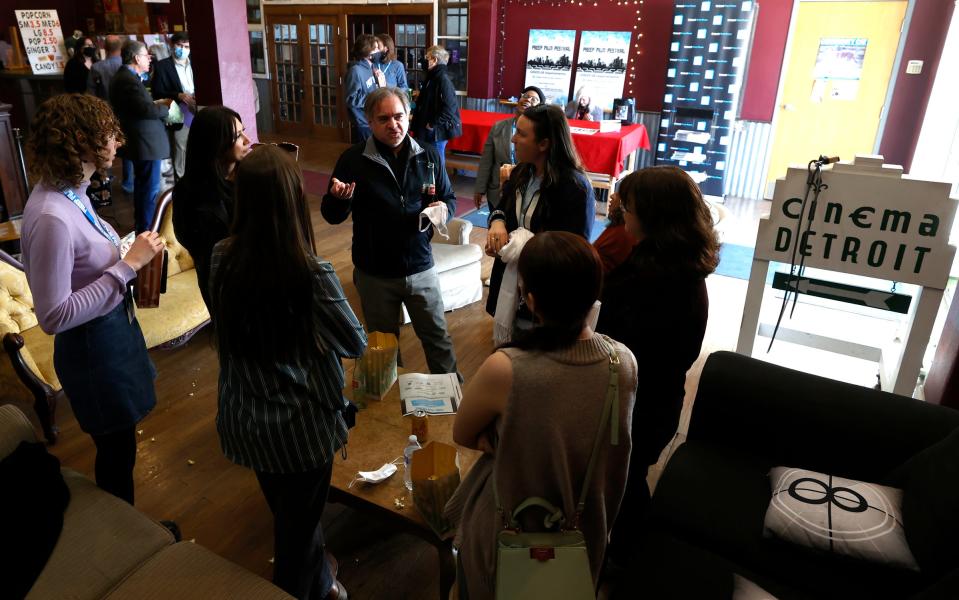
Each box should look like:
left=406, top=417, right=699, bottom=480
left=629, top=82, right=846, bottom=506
left=15, top=10, right=67, bottom=75
left=572, top=31, right=632, bottom=111
left=524, top=29, right=576, bottom=106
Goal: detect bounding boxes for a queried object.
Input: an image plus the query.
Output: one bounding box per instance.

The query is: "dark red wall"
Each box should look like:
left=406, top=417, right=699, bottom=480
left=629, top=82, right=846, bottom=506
left=878, top=0, right=954, bottom=172
left=468, top=0, right=795, bottom=119
left=740, top=0, right=793, bottom=121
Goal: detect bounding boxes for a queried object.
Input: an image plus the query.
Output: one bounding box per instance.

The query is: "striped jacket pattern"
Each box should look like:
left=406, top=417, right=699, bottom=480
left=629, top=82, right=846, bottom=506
left=210, top=245, right=368, bottom=474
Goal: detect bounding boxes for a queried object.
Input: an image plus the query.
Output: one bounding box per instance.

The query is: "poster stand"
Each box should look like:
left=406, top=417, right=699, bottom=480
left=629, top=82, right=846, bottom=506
left=736, top=155, right=958, bottom=397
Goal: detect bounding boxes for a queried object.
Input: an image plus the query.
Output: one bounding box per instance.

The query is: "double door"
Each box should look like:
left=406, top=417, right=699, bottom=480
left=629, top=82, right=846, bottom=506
left=347, top=15, right=431, bottom=91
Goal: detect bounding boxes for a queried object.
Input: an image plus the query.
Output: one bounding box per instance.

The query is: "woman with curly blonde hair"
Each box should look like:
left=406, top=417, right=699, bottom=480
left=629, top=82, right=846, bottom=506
left=21, top=94, right=165, bottom=504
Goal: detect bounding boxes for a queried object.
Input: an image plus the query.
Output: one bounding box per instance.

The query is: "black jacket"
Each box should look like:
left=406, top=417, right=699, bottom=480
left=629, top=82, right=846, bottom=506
left=411, top=64, right=462, bottom=142
left=150, top=56, right=183, bottom=101
left=172, top=175, right=234, bottom=311
left=486, top=169, right=595, bottom=315
left=63, top=59, right=90, bottom=94
left=321, top=136, right=456, bottom=278
left=595, top=245, right=709, bottom=467
left=109, top=66, right=170, bottom=161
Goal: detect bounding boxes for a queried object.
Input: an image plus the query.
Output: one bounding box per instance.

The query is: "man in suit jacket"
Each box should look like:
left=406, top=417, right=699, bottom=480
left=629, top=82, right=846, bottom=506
left=151, top=32, right=195, bottom=180
left=110, top=40, right=173, bottom=232
left=472, top=86, right=545, bottom=210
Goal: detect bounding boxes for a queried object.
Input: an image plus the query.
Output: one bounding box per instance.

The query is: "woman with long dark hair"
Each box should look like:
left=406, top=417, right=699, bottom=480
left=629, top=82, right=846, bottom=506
left=209, top=145, right=365, bottom=600
left=596, top=166, right=720, bottom=561
left=21, top=94, right=165, bottom=504
left=64, top=36, right=97, bottom=93
left=485, top=103, right=595, bottom=342
left=452, top=231, right=637, bottom=600
left=172, top=105, right=251, bottom=310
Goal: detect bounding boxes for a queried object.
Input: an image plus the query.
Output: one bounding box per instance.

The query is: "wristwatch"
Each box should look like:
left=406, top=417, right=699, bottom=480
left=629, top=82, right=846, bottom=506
left=487, top=209, right=506, bottom=228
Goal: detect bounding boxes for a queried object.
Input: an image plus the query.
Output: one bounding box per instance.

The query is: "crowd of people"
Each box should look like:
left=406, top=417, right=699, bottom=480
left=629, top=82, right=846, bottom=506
left=19, top=35, right=720, bottom=600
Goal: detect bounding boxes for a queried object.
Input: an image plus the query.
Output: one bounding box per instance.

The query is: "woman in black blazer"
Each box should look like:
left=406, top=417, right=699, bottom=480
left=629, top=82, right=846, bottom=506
left=485, top=104, right=595, bottom=317
left=172, top=106, right=252, bottom=310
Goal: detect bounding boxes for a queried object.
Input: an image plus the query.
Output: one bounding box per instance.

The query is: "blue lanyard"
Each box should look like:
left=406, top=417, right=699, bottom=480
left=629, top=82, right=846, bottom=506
left=59, top=186, right=121, bottom=248
left=510, top=120, right=516, bottom=164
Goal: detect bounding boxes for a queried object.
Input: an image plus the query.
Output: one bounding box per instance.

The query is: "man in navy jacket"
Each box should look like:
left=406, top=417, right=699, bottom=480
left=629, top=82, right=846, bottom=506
left=322, top=87, right=459, bottom=378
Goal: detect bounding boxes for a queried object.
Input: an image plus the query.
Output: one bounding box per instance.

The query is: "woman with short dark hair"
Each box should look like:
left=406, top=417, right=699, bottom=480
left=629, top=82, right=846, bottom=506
left=374, top=33, right=408, bottom=91
left=596, top=166, right=720, bottom=561
left=209, top=145, right=366, bottom=600
left=452, top=231, right=637, bottom=600
left=21, top=94, right=165, bottom=504
left=172, top=105, right=251, bottom=310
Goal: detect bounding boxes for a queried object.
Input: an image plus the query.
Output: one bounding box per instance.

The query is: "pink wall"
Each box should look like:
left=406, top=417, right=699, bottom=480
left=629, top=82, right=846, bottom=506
left=468, top=0, right=794, bottom=119
left=184, top=0, right=258, bottom=142
left=878, top=0, right=954, bottom=172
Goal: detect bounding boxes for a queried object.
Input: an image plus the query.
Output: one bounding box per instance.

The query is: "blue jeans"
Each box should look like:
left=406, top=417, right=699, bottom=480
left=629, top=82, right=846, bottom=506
left=132, top=159, right=162, bottom=233
left=429, top=138, right=448, bottom=173
left=122, top=159, right=134, bottom=190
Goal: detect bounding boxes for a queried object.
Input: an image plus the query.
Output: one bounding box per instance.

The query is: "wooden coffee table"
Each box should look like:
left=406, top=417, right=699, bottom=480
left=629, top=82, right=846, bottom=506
left=329, top=375, right=479, bottom=599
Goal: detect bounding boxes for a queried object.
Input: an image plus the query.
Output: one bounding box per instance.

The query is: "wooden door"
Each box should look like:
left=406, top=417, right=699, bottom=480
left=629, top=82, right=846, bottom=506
left=392, top=17, right=430, bottom=91
left=267, top=15, right=345, bottom=140
left=765, top=1, right=908, bottom=191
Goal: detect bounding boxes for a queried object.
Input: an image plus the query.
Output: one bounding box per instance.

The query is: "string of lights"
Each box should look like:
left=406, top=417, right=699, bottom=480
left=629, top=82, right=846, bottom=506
left=494, top=0, right=644, bottom=98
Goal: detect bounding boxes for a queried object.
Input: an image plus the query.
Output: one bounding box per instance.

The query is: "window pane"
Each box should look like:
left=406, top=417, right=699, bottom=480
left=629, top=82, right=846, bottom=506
left=247, top=0, right=261, bottom=24
left=249, top=30, right=265, bottom=75
left=443, top=38, right=468, bottom=92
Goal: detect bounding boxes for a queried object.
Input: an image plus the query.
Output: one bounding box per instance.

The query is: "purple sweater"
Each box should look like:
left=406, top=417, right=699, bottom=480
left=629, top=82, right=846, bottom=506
left=21, top=182, right=136, bottom=334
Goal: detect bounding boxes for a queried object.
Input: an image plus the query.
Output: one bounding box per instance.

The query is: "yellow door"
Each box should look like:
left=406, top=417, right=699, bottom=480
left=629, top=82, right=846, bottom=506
left=765, top=1, right=907, bottom=191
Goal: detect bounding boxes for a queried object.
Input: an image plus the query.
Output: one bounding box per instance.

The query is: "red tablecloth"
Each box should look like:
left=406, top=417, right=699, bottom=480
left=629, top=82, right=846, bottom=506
left=446, top=109, right=651, bottom=179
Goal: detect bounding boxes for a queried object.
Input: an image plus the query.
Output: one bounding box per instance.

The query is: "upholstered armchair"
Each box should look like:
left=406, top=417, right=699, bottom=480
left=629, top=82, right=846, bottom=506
left=0, top=189, right=209, bottom=443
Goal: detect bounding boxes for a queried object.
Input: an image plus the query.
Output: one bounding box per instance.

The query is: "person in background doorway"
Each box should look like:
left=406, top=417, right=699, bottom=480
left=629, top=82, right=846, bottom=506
left=89, top=35, right=134, bottom=195
left=64, top=37, right=97, bottom=94
left=565, top=87, right=604, bottom=122
left=21, top=94, right=165, bottom=505
left=595, top=166, right=719, bottom=563
left=210, top=145, right=364, bottom=600
left=173, top=106, right=252, bottom=311
left=472, top=85, right=544, bottom=210
left=411, top=45, right=461, bottom=173
left=110, top=40, right=173, bottom=232
left=345, top=34, right=385, bottom=142
left=375, top=33, right=408, bottom=92
left=151, top=32, right=195, bottom=180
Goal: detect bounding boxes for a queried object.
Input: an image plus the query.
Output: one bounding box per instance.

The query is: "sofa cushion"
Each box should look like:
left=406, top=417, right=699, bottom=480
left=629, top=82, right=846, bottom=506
left=647, top=441, right=922, bottom=599
left=105, top=542, right=293, bottom=599
left=896, top=428, right=959, bottom=578
left=763, top=466, right=918, bottom=571
left=135, top=269, right=210, bottom=349
left=432, top=242, right=483, bottom=273
left=27, top=469, right=174, bottom=600
left=20, top=323, right=61, bottom=390
left=0, top=260, right=37, bottom=333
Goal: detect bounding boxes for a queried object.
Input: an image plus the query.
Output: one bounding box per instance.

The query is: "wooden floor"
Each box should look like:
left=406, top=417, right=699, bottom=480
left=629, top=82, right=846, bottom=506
left=22, top=137, right=761, bottom=599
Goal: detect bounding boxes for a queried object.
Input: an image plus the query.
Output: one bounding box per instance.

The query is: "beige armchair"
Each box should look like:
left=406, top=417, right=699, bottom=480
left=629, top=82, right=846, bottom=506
left=0, top=188, right=209, bottom=443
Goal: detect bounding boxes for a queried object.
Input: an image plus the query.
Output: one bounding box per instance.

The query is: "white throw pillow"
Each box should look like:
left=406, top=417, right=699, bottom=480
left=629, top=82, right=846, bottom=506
left=763, top=467, right=919, bottom=571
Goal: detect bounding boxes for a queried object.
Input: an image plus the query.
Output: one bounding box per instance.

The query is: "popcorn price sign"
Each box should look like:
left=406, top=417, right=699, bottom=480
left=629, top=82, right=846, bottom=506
left=15, top=9, right=67, bottom=75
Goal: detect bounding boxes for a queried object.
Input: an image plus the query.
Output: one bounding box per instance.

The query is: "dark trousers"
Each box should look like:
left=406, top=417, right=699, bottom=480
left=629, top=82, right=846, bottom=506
left=256, top=462, right=335, bottom=600
left=91, top=427, right=138, bottom=504
left=132, top=158, right=162, bottom=232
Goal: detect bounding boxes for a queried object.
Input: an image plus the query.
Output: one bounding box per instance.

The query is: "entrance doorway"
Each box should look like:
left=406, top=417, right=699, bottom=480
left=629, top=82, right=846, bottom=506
left=764, top=1, right=908, bottom=191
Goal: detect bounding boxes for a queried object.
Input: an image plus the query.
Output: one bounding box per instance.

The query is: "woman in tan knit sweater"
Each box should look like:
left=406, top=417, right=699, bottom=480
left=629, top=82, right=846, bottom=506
left=452, top=231, right=638, bottom=599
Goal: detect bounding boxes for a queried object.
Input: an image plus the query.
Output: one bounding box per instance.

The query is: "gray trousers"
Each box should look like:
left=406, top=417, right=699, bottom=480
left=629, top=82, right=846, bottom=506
left=168, top=124, right=189, bottom=179
left=353, top=266, right=459, bottom=377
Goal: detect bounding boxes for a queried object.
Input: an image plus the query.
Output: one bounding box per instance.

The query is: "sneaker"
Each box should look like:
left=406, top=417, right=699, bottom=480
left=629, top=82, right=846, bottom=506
left=325, top=580, right=348, bottom=600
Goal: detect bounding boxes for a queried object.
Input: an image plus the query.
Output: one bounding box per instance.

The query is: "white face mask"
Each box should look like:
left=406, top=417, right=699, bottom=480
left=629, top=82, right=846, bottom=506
left=349, top=461, right=399, bottom=487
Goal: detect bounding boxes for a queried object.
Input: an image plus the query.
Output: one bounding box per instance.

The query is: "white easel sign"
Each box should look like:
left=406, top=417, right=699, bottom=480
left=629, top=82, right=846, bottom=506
left=15, top=10, right=67, bottom=75
left=737, top=155, right=958, bottom=396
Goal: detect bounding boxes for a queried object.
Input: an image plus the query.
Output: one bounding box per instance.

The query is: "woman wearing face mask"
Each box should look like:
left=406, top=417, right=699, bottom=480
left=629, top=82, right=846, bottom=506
left=485, top=104, right=595, bottom=342
left=345, top=34, right=385, bottom=142
left=374, top=33, right=408, bottom=92
left=410, top=45, right=462, bottom=172
left=472, top=85, right=545, bottom=210
left=21, top=94, right=165, bottom=504
left=565, top=87, right=604, bottom=122
left=64, top=36, right=98, bottom=93
left=172, top=106, right=252, bottom=311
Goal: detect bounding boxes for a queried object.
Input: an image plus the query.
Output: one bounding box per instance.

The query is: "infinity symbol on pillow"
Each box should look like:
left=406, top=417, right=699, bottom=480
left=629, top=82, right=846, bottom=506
left=787, top=477, right=869, bottom=513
